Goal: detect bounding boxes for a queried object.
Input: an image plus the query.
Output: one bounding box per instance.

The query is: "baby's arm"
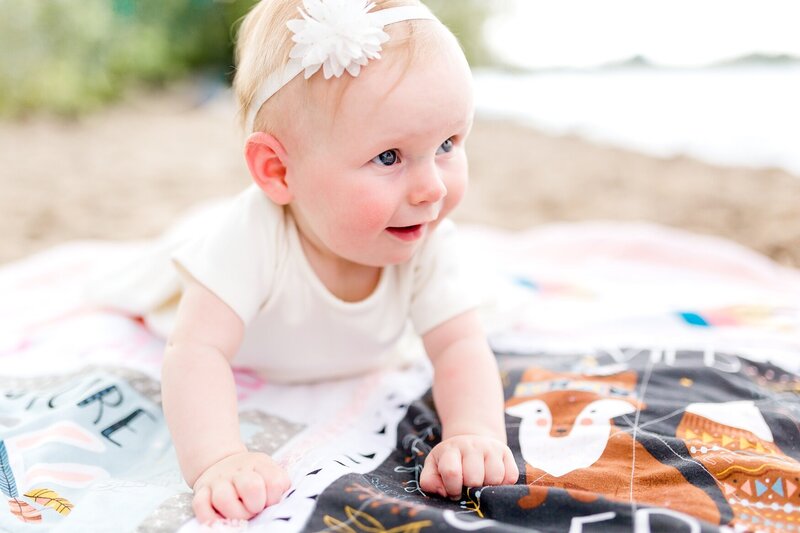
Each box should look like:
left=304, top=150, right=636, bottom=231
left=161, top=278, right=289, bottom=523
left=419, top=310, right=519, bottom=498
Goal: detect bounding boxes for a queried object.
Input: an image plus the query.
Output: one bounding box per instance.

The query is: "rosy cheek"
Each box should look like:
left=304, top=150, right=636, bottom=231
left=440, top=164, right=468, bottom=216
left=580, top=418, right=593, bottom=426
left=344, top=192, right=392, bottom=230
left=358, top=202, right=393, bottom=230
left=536, top=418, right=548, bottom=427
left=442, top=184, right=465, bottom=215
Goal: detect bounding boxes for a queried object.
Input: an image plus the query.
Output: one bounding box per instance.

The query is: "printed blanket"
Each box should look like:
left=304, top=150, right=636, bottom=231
left=1, top=222, right=798, bottom=533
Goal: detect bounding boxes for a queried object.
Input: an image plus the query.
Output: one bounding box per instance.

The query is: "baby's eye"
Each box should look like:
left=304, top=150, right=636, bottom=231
left=371, top=149, right=400, bottom=166
left=436, top=138, right=454, bottom=155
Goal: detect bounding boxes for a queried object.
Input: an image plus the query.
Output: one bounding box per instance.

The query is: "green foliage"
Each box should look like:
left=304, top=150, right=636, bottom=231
left=0, top=0, right=497, bottom=117
left=0, top=0, right=256, bottom=117
left=425, top=0, right=500, bottom=67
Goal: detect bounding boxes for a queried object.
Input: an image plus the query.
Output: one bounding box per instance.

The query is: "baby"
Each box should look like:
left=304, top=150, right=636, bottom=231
left=160, top=0, right=518, bottom=524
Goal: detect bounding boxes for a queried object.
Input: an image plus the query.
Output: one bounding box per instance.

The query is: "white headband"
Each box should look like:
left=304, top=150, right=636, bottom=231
left=245, top=0, right=437, bottom=132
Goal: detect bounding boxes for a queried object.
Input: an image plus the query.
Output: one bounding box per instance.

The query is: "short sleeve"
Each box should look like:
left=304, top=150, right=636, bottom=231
left=171, top=185, right=283, bottom=325
left=409, top=220, right=480, bottom=335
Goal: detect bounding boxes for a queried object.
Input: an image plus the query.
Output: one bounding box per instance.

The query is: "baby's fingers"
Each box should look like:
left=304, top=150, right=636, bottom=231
left=267, top=476, right=290, bottom=507
left=192, top=485, right=224, bottom=525
left=233, top=471, right=267, bottom=515
left=419, top=457, right=446, bottom=496
left=461, top=450, right=485, bottom=488
left=254, top=464, right=291, bottom=506
left=502, top=447, right=520, bottom=485
left=437, top=447, right=464, bottom=498
left=483, top=452, right=506, bottom=486
left=211, top=481, right=251, bottom=520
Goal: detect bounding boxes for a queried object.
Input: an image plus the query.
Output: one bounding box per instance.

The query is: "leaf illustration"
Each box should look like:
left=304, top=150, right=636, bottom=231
left=0, top=441, right=19, bottom=499
left=341, top=506, right=432, bottom=533
left=322, top=515, right=357, bottom=533
left=24, top=488, right=74, bottom=516
left=8, top=498, right=42, bottom=523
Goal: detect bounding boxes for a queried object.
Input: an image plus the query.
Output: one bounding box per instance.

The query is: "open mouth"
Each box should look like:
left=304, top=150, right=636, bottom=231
left=386, top=224, right=424, bottom=241
left=389, top=224, right=421, bottom=233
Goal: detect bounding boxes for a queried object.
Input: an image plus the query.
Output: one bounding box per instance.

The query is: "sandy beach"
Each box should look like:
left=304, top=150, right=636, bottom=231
left=1, top=86, right=798, bottom=267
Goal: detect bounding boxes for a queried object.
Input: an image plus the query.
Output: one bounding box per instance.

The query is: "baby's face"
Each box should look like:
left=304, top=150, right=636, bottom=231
left=283, top=26, right=474, bottom=268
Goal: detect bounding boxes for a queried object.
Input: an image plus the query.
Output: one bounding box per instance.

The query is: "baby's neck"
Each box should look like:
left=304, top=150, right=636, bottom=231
left=297, top=233, right=382, bottom=303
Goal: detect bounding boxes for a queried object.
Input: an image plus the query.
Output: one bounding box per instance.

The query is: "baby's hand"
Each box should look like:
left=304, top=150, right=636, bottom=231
left=191, top=451, right=291, bottom=524
left=419, top=435, right=518, bottom=499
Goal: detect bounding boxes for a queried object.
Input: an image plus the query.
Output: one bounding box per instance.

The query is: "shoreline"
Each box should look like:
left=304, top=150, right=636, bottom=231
left=1, top=89, right=798, bottom=267
left=457, top=118, right=800, bottom=267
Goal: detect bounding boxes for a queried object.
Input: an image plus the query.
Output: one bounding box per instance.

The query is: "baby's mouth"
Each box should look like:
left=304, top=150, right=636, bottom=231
left=386, top=224, right=424, bottom=241
left=388, top=224, right=421, bottom=233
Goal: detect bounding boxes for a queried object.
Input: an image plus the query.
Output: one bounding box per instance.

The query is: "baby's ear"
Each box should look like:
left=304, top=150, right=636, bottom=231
left=245, top=132, right=292, bottom=205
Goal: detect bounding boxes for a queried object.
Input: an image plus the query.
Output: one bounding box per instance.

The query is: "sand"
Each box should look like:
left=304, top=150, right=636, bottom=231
left=1, top=86, right=798, bottom=267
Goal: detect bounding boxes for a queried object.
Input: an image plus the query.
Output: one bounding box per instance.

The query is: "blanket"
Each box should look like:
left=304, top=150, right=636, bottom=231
left=1, top=222, right=798, bottom=533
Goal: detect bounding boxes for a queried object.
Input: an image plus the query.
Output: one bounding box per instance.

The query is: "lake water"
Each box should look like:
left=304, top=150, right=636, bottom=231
left=473, top=65, right=800, bottom=175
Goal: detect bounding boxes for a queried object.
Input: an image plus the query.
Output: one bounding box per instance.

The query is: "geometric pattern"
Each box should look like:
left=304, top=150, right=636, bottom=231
left=677, top=412, right=800, bottom=533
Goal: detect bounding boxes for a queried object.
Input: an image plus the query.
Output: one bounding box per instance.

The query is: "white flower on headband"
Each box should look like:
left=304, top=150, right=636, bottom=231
left=287, top=0, right=391, bottom=79
left=245, top=2, right=434, bottom=132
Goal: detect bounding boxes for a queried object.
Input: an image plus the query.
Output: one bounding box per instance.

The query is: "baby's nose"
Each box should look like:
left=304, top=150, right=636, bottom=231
left=409, top=164, right=447, bottom=205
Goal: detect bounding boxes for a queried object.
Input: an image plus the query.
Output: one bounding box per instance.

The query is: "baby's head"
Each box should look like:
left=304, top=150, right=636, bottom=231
left=234, top=0, right=474, bottom=267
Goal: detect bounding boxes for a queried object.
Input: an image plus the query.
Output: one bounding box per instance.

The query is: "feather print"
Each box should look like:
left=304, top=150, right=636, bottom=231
left=0, top=440, right=19, bottom=499
left=24, top=488, right=74, bottom=515
left=8, top=498, right=42, bottom=523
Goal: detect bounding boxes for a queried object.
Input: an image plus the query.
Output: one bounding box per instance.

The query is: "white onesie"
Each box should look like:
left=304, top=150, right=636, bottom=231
left=168, top=185, right=477, bottom=383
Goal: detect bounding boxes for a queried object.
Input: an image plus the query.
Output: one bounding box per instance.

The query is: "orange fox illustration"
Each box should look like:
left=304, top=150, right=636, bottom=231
left=505, top=368, right=721, bottom=525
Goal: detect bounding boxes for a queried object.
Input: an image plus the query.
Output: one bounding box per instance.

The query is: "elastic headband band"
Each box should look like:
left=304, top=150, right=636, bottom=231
left=245, top=1, right=437, bottom=132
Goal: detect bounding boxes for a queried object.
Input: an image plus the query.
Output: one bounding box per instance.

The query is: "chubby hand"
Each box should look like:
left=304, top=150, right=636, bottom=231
left=192, top=451, right=291, bottom=524
left=419, top=434, right=519, bottom=499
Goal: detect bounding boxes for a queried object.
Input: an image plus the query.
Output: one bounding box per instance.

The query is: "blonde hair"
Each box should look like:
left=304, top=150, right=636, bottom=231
left=233, top=0, right=446, bottom=135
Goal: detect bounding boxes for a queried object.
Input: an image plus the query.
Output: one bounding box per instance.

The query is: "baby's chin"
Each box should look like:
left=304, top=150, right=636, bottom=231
left=359, top=241, right=426, bottom=267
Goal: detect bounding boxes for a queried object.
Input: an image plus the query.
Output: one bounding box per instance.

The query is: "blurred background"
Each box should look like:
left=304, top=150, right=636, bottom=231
left=0, top=0, right=798, bottom=265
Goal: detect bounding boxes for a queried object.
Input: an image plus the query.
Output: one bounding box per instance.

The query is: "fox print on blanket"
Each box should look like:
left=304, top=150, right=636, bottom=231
left=505, top=368, right=721, bottom=525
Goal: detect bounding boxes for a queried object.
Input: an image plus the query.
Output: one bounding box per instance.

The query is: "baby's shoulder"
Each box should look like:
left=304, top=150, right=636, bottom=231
left=233, top=184, right=285, bottom=223
left=211, top=185, right=288, bottom=244
left=173, top=185, right=289, bottom=273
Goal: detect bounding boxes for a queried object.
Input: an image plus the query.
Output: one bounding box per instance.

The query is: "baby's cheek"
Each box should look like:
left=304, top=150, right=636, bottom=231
left=441, top=163, right=468, bottom=216
left=447, top=179, right=466, bottom=206
left=341, top=194, right=392, bottom=231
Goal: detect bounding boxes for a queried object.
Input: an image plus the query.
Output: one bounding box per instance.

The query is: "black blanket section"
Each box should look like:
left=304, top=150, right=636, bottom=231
left=302, top=349, right=800, bottom=533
